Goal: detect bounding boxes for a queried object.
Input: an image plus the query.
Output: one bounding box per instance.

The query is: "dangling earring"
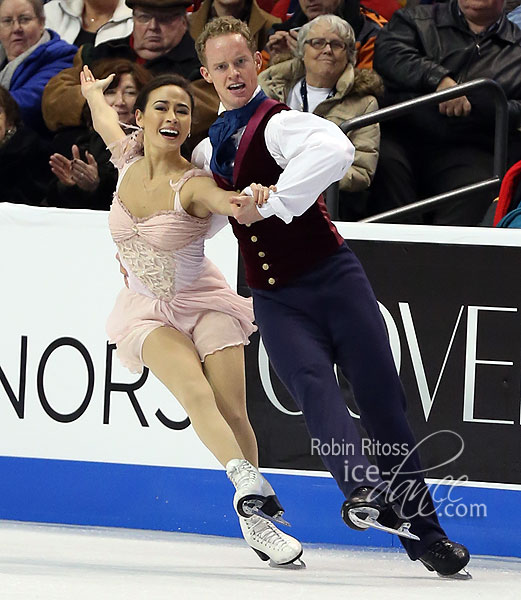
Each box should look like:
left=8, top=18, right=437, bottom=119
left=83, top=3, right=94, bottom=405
left=188, top=131, right=191, bottom=138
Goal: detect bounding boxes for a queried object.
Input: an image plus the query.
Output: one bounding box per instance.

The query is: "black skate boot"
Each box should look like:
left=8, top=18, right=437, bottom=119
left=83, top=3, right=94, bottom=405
left=341, top=486, right=419, bottom=541
left=419, top=538, right=471, bottom=579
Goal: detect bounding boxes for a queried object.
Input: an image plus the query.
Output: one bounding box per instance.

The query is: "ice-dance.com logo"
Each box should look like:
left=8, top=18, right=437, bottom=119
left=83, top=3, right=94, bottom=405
left=311, top=430, right=488, bottom=520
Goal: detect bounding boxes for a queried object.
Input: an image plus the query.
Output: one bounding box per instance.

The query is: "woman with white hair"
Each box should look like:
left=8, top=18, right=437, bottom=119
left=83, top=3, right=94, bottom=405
left=259, top=14, right=383, bottom=220
left=0, top=0, right=76, bottom=134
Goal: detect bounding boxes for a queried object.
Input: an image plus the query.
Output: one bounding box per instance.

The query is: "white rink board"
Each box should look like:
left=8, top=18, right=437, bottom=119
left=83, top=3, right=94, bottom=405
left=0, top=203, right=238, bottom=470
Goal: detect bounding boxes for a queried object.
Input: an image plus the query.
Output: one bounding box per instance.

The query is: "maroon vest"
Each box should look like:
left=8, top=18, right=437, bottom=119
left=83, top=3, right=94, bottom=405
left=213, top=99, right=343, bottom=290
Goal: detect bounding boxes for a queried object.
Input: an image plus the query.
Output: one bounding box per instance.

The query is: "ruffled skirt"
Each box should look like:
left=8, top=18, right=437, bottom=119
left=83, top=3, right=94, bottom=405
left=107, top=260, right=256, bottom=373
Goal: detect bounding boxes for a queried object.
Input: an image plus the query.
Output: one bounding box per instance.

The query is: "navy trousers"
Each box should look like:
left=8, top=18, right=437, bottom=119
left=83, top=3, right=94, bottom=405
left=252, top=243, right=446, bottom=559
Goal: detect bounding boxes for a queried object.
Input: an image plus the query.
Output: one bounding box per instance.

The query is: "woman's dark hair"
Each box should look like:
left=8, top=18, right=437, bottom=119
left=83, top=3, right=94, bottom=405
left=0, top=85, right=20, bottom=128
left=92, top=58, right=152, bottom=92
left=134, top=74, right=195, bottom=113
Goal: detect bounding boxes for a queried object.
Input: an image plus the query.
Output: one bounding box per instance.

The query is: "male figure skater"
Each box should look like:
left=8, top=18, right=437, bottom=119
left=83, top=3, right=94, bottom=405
left=192, top=16, right=471, bottom=578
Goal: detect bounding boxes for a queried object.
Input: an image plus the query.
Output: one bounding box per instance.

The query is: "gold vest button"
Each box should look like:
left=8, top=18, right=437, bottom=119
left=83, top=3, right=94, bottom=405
left=258, top=251, right=265, bottom=258
left=262, top=263, right=269, bottom=270
left=251, top=235, right=258, bottom=242
left=268, top=277, right=276, bottom=285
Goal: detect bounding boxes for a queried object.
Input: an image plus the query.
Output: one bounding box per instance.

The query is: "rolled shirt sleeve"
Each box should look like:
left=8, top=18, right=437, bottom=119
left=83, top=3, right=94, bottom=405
left=259, top=110, right=354, bottom=223
left=191, top=109, right=354, bottom=223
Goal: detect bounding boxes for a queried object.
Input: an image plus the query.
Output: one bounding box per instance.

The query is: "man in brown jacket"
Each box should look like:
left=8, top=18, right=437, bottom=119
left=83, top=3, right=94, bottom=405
left=42, top=0, right=200, bottom=132
left=189, top=0, right=280, bottom=53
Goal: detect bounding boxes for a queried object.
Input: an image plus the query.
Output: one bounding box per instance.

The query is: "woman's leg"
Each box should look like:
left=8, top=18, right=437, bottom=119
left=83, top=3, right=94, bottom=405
left=203, top=344, right=259, bottom=468
left=141, top=326, right=244, bottom=466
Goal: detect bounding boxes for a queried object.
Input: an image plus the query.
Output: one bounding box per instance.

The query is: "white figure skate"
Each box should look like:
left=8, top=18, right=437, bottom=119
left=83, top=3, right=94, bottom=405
left=239, top=514, right=305, bottom=568
left=226, top=459, right=289, bottom=526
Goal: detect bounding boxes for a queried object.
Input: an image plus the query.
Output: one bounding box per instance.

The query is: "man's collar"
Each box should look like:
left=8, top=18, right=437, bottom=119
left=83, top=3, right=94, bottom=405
left=218, top=85, right=262, bottom=114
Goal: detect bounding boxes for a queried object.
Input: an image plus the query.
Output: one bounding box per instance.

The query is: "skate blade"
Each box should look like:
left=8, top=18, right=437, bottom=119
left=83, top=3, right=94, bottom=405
left=348, top=508, right=420, bottom=541
left=251, top=506, right=291, bottom=527
left=269, top=557, right=306, bottom=570
left=438, top=568, right=472, bottom=580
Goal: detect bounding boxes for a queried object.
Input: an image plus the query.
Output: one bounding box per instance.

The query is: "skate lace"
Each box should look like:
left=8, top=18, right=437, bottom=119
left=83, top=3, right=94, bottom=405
left=227, top=460, right=258, bottom=490
left=250, top=519, right=289, bottom=550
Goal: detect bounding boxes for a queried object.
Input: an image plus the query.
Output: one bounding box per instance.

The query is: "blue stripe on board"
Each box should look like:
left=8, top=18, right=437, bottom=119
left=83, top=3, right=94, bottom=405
left=0, top=456, right=517, bottom=558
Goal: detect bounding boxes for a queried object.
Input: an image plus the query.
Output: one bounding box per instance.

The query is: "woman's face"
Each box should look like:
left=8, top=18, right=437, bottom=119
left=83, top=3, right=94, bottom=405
left=103, top=73, right=139, bottom=125
left=0, top=0, right=45, bottom=61
left=302, top=22, right=349, bottom=86
left=136, top=84, right=192, bottom=150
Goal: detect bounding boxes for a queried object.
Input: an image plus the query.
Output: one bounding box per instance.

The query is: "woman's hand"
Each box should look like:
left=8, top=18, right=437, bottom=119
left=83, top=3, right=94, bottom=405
left=70, top=145, right=100, bottom=192
left=49, top=152, right=75, bottom=186
left=50, top=145, right=100, bottom=192
left=229, top=184, right=276, bottom=224
left=266, top=30, right=297, bottom=57
left=80, top=65, right=115, bottom=100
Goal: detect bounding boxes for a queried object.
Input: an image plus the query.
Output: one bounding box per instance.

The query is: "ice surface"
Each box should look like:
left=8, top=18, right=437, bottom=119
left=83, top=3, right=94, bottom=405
left=0, top=520, right=519, bottom=600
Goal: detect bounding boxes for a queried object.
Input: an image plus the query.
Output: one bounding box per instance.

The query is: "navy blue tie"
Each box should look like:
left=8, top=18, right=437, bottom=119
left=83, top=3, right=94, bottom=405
left=209, top=90, right=268, bottom=184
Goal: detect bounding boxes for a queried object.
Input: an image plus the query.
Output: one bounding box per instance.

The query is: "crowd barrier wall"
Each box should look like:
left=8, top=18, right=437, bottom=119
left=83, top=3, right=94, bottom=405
left=1, top=203, right=520, bottom=558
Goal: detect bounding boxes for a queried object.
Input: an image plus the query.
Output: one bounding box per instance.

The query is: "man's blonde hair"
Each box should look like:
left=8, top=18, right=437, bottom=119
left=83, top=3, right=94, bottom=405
left=196, top=16, right=256, bottom=66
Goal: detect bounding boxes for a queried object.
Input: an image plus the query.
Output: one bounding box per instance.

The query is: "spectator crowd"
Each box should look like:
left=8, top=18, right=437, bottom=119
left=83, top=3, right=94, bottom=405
left=1, top=0, right=521, bottom=225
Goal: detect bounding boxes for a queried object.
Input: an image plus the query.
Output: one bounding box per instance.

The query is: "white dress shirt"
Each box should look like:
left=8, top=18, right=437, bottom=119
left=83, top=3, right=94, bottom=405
left=191, top=87, right=354, bottom=224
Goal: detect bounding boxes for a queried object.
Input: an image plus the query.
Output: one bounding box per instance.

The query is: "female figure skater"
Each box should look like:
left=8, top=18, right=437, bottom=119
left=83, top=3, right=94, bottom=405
left=80, top=65, right=303, bottom=567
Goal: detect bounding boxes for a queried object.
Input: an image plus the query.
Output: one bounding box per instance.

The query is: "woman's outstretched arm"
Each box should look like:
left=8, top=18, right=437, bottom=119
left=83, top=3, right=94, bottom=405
left=186, top=176, right=272, bottom=217
left=80, top=65, right=125, bottom=147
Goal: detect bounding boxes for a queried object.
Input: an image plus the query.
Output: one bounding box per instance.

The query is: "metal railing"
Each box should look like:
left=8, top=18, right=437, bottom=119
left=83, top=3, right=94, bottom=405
left=325, top=78, right=509, bottom=222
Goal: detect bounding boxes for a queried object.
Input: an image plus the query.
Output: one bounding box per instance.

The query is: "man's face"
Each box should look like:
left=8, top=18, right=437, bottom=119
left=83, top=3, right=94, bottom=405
left=298, top=0, right=342, bottom=21
left=200, top=33, right=262, bottom=110
left=458, top=0, right=505, bottom=27
left=132, top=6, right=188, bottom=60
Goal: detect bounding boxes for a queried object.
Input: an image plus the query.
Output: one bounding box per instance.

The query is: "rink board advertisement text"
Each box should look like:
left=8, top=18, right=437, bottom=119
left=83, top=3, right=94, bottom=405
left=0, top=205, right=520, bottom=557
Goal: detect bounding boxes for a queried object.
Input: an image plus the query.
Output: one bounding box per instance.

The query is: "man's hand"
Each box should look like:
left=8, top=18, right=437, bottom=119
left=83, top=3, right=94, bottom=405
left=436, top=76, right=472, bottom=117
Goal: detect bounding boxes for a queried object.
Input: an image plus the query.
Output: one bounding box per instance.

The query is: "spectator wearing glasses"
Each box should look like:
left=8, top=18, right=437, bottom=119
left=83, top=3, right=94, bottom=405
left=42, top=0, right=200, bottom=133
left=43, top=0, right=133, bottom=47
left=259, top=15, right=382, bottom=220
left=0, top=0, right=76, bottom=135
left=266, top=0, right=386, bottom=68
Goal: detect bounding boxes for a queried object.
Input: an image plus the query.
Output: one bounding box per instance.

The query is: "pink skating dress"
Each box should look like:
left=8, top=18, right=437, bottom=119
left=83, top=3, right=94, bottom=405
left=105, top=133, right=256, bottom=373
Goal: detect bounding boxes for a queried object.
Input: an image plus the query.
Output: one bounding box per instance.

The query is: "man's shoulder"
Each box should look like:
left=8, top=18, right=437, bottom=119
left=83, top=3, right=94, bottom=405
left=191, top=137, right=212, bottom=168
left=164, top=32, right=198, bottom=61
left=87, top=35, right=133, bottom=64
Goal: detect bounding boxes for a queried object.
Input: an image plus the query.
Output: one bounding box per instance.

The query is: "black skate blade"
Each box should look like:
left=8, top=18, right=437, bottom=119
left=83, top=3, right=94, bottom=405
left=438, top=568, right=472, bottom=580
left=252, top=548, right=270, bottom=562
left=269, top=556, right=306, bottom=570
left=347, top=508, right=420, bottom=541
